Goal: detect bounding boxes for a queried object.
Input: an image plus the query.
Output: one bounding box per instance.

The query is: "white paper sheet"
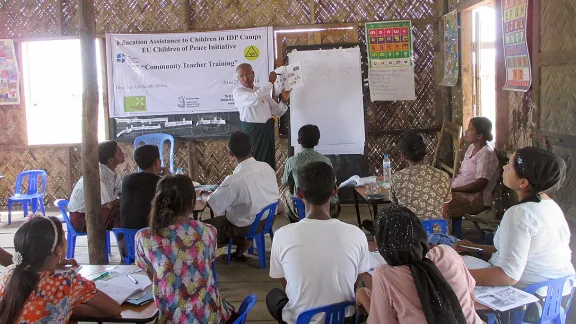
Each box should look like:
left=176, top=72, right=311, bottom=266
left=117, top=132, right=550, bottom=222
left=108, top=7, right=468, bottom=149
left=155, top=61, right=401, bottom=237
left=461, top=255, right=492, bottom=270
left=474, top=286, right=539, bottom=312
left=289, top=48, right=365, bottom=155
left=368, top=68, right=416, bottom=101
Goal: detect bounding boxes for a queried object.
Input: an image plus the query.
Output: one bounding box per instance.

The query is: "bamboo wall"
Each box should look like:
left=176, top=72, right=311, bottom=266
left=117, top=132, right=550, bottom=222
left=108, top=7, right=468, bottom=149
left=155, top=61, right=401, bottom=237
left=0, top=0, right=442, bottom=206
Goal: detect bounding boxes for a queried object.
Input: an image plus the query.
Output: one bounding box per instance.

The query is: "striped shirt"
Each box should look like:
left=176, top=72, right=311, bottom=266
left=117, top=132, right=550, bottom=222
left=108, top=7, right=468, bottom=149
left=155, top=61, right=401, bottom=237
left=68, top=163, right=121, bottom=213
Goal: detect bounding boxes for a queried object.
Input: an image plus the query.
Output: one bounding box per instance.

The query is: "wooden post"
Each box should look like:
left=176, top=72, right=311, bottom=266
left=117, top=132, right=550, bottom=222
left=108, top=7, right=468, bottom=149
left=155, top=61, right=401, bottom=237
left=79, top=0, right=107, bottom=264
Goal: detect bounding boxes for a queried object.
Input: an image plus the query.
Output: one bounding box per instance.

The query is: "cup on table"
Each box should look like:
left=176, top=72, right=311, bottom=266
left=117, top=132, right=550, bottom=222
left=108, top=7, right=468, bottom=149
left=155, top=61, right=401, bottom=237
left=365, top=181, right=380, bottom=195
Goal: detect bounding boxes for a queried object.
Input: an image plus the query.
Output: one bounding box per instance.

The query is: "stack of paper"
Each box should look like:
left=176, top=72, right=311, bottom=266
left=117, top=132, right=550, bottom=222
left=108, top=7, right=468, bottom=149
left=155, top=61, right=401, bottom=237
left=338, top=175, right=377, bottom=189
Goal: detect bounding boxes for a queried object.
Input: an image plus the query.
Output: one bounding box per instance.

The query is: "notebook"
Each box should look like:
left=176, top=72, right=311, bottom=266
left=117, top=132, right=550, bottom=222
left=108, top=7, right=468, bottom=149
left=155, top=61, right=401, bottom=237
left=94, top=273, right=152, bottom=304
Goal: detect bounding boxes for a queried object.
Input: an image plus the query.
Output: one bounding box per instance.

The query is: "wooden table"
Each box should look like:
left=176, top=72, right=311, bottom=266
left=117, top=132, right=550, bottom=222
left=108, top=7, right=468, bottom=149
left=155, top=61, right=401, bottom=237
left=193, top=199, right=214, bottom=220
left=72, top=265, right=158, bottom=323
left=353, top=186, right=391, bottom=228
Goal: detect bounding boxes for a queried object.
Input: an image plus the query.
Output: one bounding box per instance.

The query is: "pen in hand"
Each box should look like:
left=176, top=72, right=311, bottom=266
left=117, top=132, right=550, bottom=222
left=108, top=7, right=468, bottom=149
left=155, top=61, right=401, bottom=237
left=127, top=273, right=138, bottom=284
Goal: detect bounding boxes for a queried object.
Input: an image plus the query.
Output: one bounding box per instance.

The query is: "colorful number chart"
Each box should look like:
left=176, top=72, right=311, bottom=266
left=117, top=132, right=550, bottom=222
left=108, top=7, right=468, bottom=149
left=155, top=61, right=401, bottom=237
left=502, top=0, right=531, bottom=91
left=366, top=21, right=413, bottom=68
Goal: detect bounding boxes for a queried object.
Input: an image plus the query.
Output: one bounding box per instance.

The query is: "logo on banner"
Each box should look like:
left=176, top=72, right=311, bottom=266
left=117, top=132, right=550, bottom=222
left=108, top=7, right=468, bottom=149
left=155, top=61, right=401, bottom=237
left=244, top=46, right=260, bottom=61
left=124, top=96, right=147, bottom=112
left=116, top=53, right=126, bottom=63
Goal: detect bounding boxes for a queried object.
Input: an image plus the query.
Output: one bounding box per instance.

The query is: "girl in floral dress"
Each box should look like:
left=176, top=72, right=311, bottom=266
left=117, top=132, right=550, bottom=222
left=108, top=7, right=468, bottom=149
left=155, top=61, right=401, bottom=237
left=136, top=174, right=236, bottom=323
left=0, top=216, right=121, bottom=323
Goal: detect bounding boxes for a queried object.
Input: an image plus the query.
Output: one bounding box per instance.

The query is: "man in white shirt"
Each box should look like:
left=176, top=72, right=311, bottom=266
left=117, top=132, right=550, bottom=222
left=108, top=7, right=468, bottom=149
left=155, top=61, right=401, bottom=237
left=68, top=140, right=125, bottom=232
left=203, top=131, right=279, bottom=260
left=267, top=162, right=371, bottom=324
left=233, top=63, right=291, bottom=170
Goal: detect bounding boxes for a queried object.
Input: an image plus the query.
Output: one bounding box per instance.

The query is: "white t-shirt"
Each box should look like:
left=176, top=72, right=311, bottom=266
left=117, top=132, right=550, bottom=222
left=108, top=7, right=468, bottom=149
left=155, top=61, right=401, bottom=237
left=232, top=82, right=288, bottom=123
left=269, top=218, right=370, bottom=324
left=489, top=199, right=575, bottom=288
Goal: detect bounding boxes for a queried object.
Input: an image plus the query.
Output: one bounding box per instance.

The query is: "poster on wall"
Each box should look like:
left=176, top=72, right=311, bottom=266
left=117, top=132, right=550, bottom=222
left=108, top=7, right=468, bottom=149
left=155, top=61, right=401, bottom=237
left=106, top=27, right=274, bottom=117
left=440, top=10, right=459, bottom=87
left=365, top=20, right=416, bottom=101
left=0, top=39, right=20, bottom=105
left=502, top=0, right=531, bottom=91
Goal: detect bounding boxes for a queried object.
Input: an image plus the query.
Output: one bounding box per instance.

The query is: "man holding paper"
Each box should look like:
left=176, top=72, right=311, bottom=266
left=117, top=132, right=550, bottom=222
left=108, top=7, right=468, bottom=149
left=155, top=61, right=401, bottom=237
left=233, top=63, right=291, bottom=170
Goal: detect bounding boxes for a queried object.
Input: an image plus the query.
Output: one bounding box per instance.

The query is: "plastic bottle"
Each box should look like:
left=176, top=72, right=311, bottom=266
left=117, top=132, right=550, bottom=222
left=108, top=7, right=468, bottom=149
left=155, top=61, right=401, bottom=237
left=175, top=168, right=184, bottom=175
left=382, top=154, right=392, bottom=186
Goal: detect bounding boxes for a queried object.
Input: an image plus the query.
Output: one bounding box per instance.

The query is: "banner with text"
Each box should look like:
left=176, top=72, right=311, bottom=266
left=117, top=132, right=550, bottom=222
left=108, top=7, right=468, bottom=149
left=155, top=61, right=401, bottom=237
left=106, top=27, right=273, bottom=117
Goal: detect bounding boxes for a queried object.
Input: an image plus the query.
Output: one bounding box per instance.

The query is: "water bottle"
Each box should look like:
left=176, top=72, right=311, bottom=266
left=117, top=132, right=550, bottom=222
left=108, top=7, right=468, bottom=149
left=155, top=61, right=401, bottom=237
left=175, top=168, right=184, bottom=175
left=382, top=154, right=392, bottom=187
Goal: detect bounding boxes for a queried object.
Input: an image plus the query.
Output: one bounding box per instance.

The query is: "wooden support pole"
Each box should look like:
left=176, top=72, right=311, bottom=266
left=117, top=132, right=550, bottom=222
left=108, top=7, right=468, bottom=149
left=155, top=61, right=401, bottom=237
left=79, top=0, right=107, bottom=264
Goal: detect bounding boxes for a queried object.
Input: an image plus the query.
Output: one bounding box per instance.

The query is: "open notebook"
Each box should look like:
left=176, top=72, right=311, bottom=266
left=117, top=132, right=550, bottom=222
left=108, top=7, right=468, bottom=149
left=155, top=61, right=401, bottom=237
left=95, top=273, right=152, bottom=304
left=368, top=251, right=386, bottom=275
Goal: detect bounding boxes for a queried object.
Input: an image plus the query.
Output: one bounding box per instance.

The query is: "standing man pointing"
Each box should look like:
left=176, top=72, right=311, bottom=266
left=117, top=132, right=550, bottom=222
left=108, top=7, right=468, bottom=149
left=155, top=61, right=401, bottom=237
left=233, top=63, right=291, bottom=170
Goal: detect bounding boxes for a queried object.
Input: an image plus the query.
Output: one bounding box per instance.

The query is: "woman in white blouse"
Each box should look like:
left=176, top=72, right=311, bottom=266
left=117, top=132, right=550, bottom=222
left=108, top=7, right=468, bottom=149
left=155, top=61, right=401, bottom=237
left=455, top=147, right=574, bottom=288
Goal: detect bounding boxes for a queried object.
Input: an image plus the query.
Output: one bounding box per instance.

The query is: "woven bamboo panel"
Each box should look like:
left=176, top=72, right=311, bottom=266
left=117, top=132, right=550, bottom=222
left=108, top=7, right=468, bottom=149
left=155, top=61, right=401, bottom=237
left=361, top=25, right=437, bottom=131
left=508, top=90, right=533, bottom=149
left=0, top=0, right=60, bottom=38
left=189, top=0, right=310, bottom=30
left=0, top=147, right=72, bottom=206
left=366, top=132, right=438, bottom=175
left=314, top=0, right=434, bottom=23
left=61, top=0, right=188, bottom=35
left=0, top=106, right=27, bottom=146
left=540, top=65, right=576, bottom=137
left=540, top=0, right=576, bottom=53
left=549, top=146, right=576, bottom=221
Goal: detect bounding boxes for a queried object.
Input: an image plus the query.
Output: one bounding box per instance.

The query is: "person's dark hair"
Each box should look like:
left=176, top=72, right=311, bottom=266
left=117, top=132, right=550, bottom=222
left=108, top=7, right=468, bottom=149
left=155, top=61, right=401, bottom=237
left=398, top=131, right=428, bottom=163
left=297, top=162, right=335, bottom=205
left=470, top=117, right=494, bottom=142
left=0, top=216, right=64, bottom=324
left=374, top=204, right=466, bottom=324
left=98, top=140, right=119, bottom=165
left=228, top=131, right=252, bottom=158
left=149, top=175, right=196, bottom=234
left=513, top=147, right=566, bottom=204
left=298, top=124, right=321, bottom=149
left=236, top=63, right=253, bottom=73
left=134, top=145, right=160, bottom=170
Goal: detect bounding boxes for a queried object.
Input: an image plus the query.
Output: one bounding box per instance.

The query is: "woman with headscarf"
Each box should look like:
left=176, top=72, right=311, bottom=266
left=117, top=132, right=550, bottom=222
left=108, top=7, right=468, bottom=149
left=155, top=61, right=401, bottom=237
left=356, top=204, right=483, bottom=324
left=455, top=147, right=575, bottom=288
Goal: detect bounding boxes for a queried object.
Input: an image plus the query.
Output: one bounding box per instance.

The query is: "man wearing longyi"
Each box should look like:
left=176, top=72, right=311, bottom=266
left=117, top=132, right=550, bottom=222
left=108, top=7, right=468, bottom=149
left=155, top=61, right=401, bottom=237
left=233, top=63, right=291, bottom=170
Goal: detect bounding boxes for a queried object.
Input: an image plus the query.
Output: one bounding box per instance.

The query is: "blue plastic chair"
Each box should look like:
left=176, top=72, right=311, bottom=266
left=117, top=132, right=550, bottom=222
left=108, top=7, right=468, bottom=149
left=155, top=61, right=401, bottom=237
left=296, top=300, right=358, bottom=324
left=55, top=199, right=111, bottom=262
left=452, top=217, right=463, bottom=239
left=134, top=133, right=175, bottom=173
left=227, top=201, right=279, bottom=269
left=111, top=228, right=139, bottom=265
left=7, top=170, right=48, bottom=225
left=510, top=275, right=576, bottom=324
left=421, top=219, right=447, bottom=234
left=291, top=196, right=306, bottom=220
left=233, top=294, right=258, bottom=324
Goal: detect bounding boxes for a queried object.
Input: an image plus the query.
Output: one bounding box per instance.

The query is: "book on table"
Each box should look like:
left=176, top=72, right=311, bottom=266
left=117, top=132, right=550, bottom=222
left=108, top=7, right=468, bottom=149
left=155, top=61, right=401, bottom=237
left=474, top=286, right=539, bottom=312
left=94, top=272, right=152, bottom=305
left=338, top=175, right=376, bottom=189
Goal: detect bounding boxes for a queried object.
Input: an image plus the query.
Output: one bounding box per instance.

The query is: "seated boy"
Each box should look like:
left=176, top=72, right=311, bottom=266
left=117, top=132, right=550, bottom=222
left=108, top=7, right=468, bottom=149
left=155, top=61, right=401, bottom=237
left=267, top=162, right=370, bottom=324
left=68, top=141, right=124, bottom=232
left=203, top=131, right=279, bottom=260
left=282, top=124, right=341, bottom=222
left=120, top=145, right=168, bottom=230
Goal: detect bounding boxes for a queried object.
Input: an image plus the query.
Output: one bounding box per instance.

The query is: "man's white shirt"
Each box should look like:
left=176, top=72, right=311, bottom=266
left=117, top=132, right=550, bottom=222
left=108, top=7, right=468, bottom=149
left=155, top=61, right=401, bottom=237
left=233, top=82, right=288, bottom=123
